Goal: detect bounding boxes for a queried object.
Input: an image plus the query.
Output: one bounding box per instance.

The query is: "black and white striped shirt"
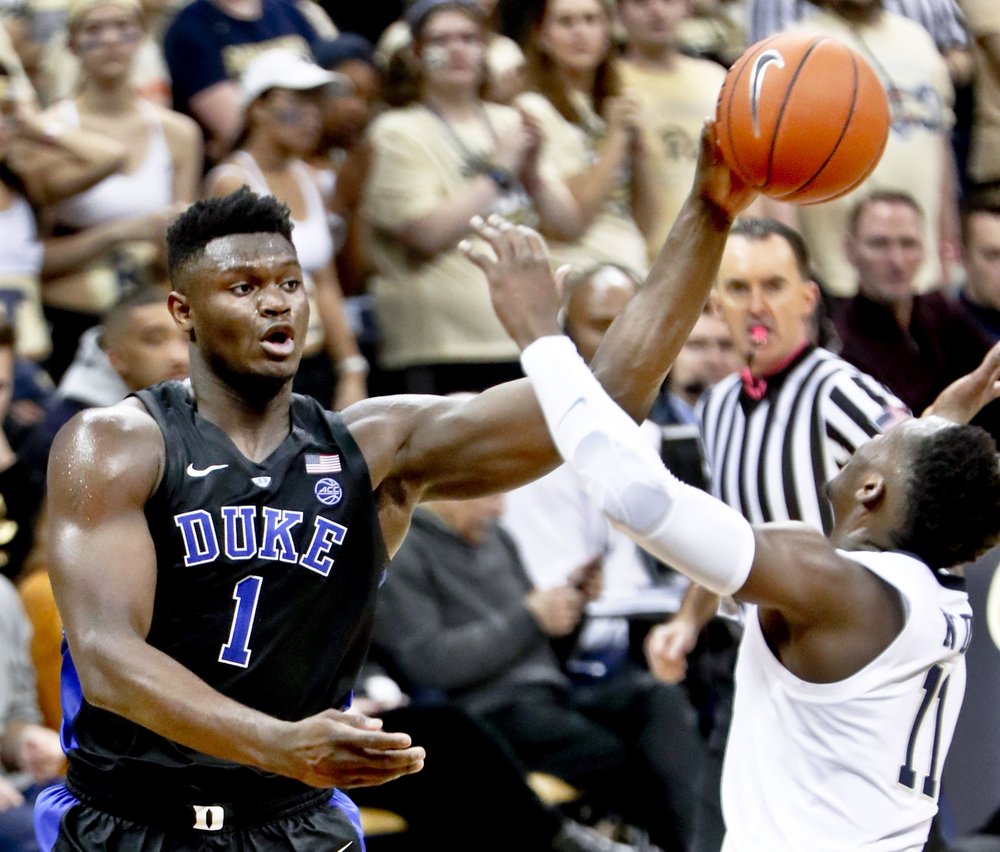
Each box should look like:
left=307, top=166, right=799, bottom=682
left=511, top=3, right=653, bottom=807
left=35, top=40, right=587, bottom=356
left=747, top=0, right=969, bottom=51
left=698, top=346, right=907, bottom=533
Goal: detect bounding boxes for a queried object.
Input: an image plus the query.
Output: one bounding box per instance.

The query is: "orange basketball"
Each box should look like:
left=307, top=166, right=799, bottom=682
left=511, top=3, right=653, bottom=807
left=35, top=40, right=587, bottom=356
left=715, top=32, right=891, bottom=205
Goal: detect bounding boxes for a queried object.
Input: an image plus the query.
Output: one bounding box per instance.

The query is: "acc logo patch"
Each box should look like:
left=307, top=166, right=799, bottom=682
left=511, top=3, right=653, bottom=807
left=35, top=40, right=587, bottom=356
left=315, top=477, right=343, bottom=506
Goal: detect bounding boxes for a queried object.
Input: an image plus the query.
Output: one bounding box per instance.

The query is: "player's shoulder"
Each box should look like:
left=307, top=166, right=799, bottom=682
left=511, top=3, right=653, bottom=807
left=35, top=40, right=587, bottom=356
left=52, top=397, right=164, bottom=471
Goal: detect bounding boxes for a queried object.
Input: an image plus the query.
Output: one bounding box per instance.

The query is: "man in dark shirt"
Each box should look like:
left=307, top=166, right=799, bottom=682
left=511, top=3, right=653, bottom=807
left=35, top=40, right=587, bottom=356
left=956, top=196, right=1000, bottom=342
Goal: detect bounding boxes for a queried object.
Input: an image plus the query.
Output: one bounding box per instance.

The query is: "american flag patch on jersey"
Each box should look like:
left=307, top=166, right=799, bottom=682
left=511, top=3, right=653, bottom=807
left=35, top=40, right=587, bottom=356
left=305, top=453, right=342, bottom=473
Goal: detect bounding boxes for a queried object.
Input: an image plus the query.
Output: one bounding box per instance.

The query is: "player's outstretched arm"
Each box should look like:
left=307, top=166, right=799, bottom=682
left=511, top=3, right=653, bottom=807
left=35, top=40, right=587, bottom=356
left=46, top=403, right=424, bottom=788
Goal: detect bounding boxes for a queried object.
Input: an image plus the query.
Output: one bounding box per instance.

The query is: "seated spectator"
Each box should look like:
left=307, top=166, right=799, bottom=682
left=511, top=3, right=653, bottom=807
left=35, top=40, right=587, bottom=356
left=957, top=195, right=1000, bottom=342
left=362, top=0, right=579, bottom=395
left=959, top=0, right=1000, bottom=194
left=39, top=0, right=201, bottom=382
left=0, top=572, right=64, bottom=852
left=515, top=0, right=657, bottom=279
left=372, top=493, right=707, bottom=852
left=833, top=192, right=994, bottom=418
left=204, top=49, right=367, bottom=409
left=20, top=285, right=188, bottom=478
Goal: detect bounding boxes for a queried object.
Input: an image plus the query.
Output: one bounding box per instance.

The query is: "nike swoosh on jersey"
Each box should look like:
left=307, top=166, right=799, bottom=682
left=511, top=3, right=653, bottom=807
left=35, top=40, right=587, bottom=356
left=336, top=844, right=353, bottom=852
left=186, top=463, right=229, bottom=477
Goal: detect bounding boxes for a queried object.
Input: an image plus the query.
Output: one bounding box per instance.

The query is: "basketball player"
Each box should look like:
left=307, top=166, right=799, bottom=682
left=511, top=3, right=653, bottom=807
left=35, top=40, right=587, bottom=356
left=35, top=126, right=757, bottom=850
left=466, top=214, right=1000, bottom=851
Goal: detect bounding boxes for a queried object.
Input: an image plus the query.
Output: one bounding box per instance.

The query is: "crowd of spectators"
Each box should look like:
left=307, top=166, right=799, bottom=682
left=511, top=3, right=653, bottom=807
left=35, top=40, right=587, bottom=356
left=1, top=0, right=999, bottom=848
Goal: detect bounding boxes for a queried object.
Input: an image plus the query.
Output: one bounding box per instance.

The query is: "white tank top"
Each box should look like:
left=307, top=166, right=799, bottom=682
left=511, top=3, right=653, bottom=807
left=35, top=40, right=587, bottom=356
left=53, top=99, right=174, bottom=229
left=721, top=550, right=971, bottom=852
left=214, top=151, right=334, bottom=275
left=0, top=191, right=49, bottom=359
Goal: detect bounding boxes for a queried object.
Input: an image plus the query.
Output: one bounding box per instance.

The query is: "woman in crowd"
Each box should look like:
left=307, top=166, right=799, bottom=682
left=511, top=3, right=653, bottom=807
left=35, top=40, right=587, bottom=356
left=203, top=48, right=368, bottom=410
left=363, top=0, right=579, bottom=396
left=0, top=61, right=126, bottom=369
left=516, top=0, right=657, bottom=279
left=38, top=0, right=201, bottom=383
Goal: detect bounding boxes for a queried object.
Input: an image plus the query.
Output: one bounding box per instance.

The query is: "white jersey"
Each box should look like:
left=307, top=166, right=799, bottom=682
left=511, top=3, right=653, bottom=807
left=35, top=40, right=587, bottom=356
left=721, top=550, right=972, bottom=852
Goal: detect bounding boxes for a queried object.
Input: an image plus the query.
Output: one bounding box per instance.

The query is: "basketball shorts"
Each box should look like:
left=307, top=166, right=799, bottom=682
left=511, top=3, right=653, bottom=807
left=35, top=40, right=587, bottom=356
left=34, top=779, right=365, bottom=851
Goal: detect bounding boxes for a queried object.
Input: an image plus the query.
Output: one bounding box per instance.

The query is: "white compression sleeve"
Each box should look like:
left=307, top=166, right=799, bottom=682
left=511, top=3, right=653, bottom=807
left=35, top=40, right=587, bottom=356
left=521, top=336, right=755, bottom=597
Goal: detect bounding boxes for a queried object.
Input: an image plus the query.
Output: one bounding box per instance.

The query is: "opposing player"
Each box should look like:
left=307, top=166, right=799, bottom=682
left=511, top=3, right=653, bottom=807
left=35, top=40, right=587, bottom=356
left=466, top=213, right=1000, bottom=851
left=36, top=125, right=756, bottom=850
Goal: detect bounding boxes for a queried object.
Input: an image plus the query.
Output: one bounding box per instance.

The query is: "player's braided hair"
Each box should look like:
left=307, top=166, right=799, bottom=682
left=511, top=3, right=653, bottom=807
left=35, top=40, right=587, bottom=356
left=165, top=186, right=293, bottom=280
left=893, top=424, right=1000, bottom=570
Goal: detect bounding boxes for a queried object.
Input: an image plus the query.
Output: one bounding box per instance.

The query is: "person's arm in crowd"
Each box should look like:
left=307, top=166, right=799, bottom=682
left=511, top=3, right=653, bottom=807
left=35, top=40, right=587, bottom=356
left=628, top=108, right=661, bottom=241
left=40, top=206, right=185, bottom=279
left=518, top=108, right=583, bottom=242
left=311, top=262, right=369, bottom=410
left=7, top=109, right=127, bottom=207
left=188, top=82, right=243, bottom=163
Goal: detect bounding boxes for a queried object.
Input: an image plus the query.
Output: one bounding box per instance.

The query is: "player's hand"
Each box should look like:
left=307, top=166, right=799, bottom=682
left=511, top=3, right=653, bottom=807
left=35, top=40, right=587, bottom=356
left=526, top=586, right=587, bottom=637
left=693, top=119, right=758, bottom=222
left=644, top=618, right=699, bottom=683
left=923, top=340, right=1000, bottom=424
left=279, top=708, right=425, bottom=789
left=460, top=214, right=566, bottom=350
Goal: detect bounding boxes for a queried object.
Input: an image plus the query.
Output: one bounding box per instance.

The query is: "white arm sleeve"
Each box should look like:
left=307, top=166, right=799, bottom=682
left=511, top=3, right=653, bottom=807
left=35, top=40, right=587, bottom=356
left=521, top=336, right=755, bottom=596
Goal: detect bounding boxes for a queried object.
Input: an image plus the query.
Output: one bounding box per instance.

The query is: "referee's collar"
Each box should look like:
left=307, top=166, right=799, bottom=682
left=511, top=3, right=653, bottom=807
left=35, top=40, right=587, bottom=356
left=739, top=343, right=816, bottom=410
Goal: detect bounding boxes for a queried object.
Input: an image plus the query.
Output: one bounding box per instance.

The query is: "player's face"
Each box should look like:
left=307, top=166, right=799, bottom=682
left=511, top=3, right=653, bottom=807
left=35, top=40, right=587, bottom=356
left=712, top=233, right=819, bottom=375
left=617, top=0, right=690, bottom=50
left=846, top=200, right=924, bottom=306
left=670, top=311, right=739, bottom=402
left=964, top=211, right=1000, bottom=312
left=107, top=302, right=190, bottom=391
left=417, top=9, right=487, bottom=92
left=170, top=233, right=309, bottom=384
left=536, top=0, right=611, bottom=75
left=563, top=267, right=636, bottom=363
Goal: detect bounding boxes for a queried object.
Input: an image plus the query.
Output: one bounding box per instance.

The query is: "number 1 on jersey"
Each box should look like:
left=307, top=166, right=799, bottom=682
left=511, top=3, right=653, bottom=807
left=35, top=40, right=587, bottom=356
left=219, top=575, right=263, bottom=667
left=899, top=664, right=949, bottom=799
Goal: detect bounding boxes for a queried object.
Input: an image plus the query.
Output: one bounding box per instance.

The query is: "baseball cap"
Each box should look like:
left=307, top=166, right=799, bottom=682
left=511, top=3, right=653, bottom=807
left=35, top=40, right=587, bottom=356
left=240, top=49, right=352, bottom=109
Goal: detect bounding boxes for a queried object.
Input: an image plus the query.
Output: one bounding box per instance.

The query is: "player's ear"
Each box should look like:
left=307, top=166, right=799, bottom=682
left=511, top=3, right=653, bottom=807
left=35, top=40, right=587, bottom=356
left=856, top=472, right=885, bottom=510
left=168, top=290, right=194, bottom=337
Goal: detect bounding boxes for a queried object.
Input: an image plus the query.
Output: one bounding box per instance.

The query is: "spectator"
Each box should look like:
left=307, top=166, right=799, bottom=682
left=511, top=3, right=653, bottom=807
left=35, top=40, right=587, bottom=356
left=516, top=0, right=657, bottom=279
left=378, top=0, right=526, bottom=104
left=362, top=0, right=579, bottom=395
left=0, top=573, right=64, bottom=852
left=957, top=195, right=1000, bottom=342
left=372, top=493, right=707, bottom=852
left=0, top=59, right=125, bottom=366
left=20, top=285, right=188, bottom=478
left=204, top=49, right=368, bottom=409
left=39, top=0, right=201, bottom=382
left=162, top=0, right=320, bottom=161
left=833, top=191, right=993, bottom=417
left=617, top=0, right=727, bottom=262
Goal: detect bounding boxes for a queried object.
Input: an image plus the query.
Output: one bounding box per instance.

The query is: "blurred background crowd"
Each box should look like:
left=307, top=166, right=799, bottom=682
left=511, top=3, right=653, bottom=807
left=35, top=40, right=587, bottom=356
left=0, top=0, right=998, bottom=849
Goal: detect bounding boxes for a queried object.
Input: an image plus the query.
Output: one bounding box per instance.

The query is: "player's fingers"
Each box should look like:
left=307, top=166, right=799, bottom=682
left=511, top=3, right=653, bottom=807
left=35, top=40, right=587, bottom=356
left=459, top=239, right=494, bottom=273
left=469, top=214, right=514, bottom=264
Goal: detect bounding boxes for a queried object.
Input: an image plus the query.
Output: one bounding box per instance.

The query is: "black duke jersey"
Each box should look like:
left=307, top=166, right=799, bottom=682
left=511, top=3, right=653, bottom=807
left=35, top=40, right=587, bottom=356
left=60, top=381, right=388, bottom=803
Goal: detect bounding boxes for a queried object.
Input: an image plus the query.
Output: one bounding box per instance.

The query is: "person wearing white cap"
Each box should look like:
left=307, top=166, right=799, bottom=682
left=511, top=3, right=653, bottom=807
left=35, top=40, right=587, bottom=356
left=204, top=48, right=368, bottom=411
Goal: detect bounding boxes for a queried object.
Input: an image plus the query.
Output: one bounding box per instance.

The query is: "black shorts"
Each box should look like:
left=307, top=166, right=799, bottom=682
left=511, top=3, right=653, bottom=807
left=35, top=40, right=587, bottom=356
left=35, top=782, right=365, bottom=851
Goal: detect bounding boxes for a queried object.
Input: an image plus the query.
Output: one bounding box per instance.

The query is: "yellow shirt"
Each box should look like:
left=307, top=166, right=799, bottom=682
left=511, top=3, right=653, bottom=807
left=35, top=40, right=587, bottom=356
left=620, top=56, right=726, bottom=262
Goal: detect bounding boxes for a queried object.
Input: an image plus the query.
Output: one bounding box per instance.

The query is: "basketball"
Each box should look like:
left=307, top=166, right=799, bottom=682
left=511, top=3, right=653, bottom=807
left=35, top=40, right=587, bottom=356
left=715, top=32, right=891, bottom=205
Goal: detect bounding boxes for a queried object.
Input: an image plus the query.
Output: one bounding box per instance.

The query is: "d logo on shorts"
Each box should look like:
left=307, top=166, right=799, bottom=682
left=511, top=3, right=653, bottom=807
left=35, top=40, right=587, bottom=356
left=193, top=804, right=225, bottom=831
